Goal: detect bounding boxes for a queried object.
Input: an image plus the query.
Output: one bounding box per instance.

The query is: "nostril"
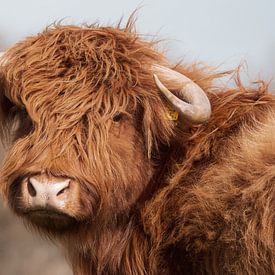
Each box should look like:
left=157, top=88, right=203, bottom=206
left=56, top=182, right=70, bottom=197
left=27, top=179, right=37, bottom=197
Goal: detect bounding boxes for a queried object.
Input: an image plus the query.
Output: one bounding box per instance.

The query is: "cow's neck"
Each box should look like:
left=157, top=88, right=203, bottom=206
left=65, top=216, right=150, bottom=275
left=62, top=142, right=184, bottom=274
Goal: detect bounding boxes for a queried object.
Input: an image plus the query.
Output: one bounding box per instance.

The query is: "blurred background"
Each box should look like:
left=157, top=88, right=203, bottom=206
left=0, top=0, right=275, bottom=274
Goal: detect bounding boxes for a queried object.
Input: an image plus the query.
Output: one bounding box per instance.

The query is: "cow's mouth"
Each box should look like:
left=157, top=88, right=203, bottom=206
left=23, top=207, right=76, bottom=232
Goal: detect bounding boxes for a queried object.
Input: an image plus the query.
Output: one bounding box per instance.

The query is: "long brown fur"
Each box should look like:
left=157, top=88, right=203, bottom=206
left=0, top=19, right=274, bottom=275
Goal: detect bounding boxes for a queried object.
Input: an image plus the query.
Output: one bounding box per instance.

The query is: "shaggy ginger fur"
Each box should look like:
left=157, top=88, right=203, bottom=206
left=0, top=21, right=274, bottom=274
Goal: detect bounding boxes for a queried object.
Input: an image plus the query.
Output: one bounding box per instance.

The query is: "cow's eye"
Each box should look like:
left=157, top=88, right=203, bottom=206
left=112, top=112, right=123, bottom=122
left=20, top=108, right=28, bottom=117
left=14, top=107, right=34, bottom=140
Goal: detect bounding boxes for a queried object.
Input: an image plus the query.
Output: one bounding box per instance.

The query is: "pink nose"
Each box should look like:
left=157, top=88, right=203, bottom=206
left=26, top=176, right=71, bottom=209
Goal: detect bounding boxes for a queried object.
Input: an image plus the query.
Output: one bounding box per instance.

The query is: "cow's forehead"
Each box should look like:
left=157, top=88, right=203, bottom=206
left=4, top=25, right=160, bottom=112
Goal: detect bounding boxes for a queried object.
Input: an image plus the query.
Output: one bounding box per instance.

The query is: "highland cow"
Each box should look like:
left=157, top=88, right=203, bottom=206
left=0, top=21, right=274, bottom=275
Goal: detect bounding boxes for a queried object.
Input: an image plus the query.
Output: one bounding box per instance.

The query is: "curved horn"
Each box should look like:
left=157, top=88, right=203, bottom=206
left=152, top=64, right=211, bottom=124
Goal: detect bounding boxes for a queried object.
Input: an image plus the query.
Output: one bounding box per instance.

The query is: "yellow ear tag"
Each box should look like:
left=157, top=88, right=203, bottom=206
left=167, top=109, right=179, bottom=121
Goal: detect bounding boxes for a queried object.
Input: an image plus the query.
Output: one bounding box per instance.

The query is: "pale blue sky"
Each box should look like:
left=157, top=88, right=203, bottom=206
left=0, top=0, right=274, bottom=88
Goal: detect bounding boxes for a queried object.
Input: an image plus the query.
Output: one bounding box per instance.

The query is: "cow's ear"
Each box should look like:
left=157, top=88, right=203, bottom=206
left=140, top=95, right=175, bottom=158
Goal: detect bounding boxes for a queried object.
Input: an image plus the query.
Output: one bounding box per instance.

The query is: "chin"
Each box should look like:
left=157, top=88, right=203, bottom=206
left=22, top=207, right=78, bottom=234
